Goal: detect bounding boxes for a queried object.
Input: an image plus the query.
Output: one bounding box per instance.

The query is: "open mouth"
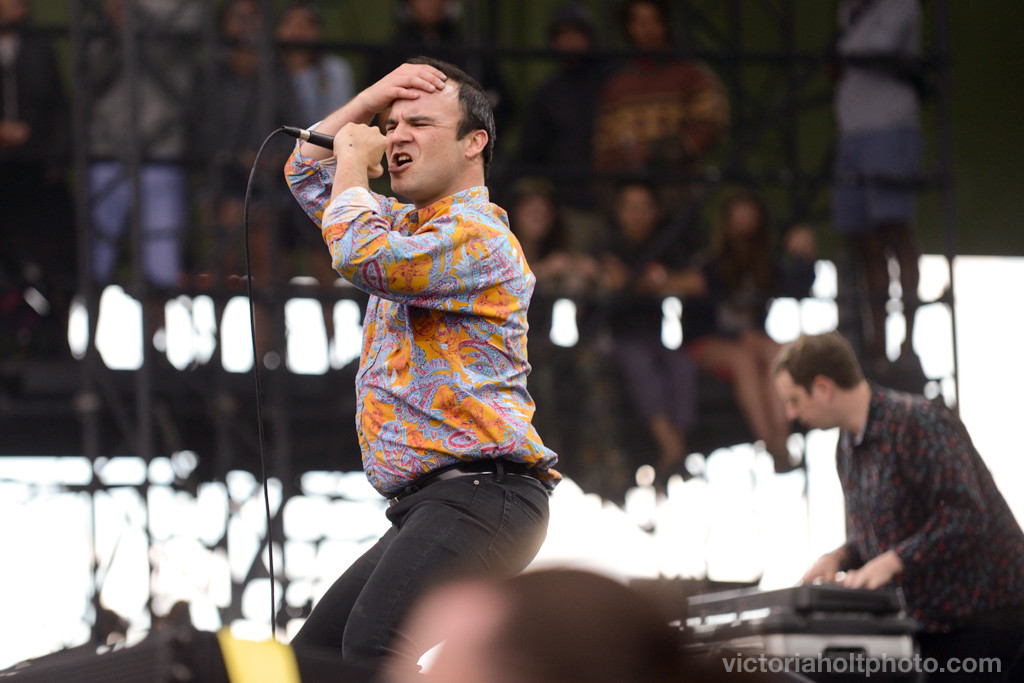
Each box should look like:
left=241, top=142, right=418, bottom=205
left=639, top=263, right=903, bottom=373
left=390, top=152, right=413, bottom=171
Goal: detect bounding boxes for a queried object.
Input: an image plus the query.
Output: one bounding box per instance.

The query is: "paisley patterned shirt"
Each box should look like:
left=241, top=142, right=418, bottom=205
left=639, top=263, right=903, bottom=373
left=837, top=384, right=1024, bottom=632
left=285, top=146, right=559, bottom=497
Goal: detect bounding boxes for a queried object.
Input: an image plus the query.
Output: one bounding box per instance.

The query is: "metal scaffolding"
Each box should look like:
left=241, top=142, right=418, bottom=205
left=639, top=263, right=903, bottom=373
left=0, top=0, right=956, bottom=647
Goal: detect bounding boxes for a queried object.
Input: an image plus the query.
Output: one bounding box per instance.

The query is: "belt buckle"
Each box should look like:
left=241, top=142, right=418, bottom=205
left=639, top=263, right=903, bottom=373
left=388, top=460, right=512, bottom=506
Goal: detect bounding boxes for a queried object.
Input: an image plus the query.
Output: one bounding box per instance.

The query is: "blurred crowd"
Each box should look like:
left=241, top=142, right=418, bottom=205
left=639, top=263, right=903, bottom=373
left=0, top=0, right=930, bottom=499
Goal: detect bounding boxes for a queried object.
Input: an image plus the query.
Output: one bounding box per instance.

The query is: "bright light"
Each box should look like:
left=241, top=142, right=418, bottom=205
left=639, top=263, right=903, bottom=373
left=96, top=286, right=143, bottom=370
left=3, top=256, right=1024, bottom=671
left=662, top=297, right=683, bottom=349
left=221, top=297, right=255, bottom=373
left=549, top=298, right=579, bottom=348
left=286, top=298, right=329, bottom=375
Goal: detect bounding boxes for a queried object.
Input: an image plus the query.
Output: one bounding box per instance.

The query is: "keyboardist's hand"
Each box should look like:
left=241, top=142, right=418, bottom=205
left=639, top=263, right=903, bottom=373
left=801, top=550, right=844, bottom=584
left=839, top=550, right=904, bottom=590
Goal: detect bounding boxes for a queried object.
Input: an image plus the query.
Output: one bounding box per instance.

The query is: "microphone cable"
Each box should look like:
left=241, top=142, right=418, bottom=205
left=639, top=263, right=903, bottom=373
left=241, top=126, right=287, bottom=640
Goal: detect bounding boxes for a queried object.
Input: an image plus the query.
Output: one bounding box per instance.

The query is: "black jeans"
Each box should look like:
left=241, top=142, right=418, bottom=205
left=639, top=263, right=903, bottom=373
left=290, top=470, right=550, bottom=669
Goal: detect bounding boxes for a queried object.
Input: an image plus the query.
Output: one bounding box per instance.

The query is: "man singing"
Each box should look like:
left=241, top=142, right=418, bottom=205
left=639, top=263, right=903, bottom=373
left=283, top=57, right=559, bottom=670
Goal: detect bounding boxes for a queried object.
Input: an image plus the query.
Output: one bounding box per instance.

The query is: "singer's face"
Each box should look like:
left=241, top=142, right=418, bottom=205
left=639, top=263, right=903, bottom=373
left=382, top=83, right=481, bottom=208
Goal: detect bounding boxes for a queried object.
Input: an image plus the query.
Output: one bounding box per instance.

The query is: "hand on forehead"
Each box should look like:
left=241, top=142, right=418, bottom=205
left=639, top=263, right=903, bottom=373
left=397, top=80, right=458, bottom=108
left=383, top=82, right=460, bottom=127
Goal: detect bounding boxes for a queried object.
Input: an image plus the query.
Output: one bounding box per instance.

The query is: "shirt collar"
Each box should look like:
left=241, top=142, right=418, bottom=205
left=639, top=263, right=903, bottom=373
left=852, top=382, right=887, bottom=446
left=406, top=186, right=490, bottom=229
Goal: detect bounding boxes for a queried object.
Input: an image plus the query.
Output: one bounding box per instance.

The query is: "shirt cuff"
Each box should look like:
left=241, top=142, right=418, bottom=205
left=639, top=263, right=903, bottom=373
left=890, top=538, right=919, bottom=567
left=291, top=120, right=335, bottom=172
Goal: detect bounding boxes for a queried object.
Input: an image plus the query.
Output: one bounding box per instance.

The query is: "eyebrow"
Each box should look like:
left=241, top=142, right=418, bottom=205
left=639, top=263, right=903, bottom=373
left=384, top=114, right=439, bottom=128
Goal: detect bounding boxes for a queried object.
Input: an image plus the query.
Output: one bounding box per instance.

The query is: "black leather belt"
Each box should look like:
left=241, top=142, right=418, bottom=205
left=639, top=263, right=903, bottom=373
left=388, top=458, right=535, bottom=506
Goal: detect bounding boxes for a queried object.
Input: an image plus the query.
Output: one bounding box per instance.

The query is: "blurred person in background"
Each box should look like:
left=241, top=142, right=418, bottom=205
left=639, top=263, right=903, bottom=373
left=276, top=0, right=357, bottom=364
left=85, top=0, right=200, bottom=344
left=592, top=0, right=728, bottom=225
left=595, top=178, right=703, bottom=493
left=195, top=0, right=298, bottom=364
left=0, top=0, right=74, bottom=358
left=507, top=177, right=598, bottom=474
left=382, top=568, right=692, bottom=683
left=277, top=1, right=355, bottom=127
left=831, top=0, right=926, bottom=389
left=683, top=189, right=817, bottom=474
left=517, top=1, right=611, bottom=252
left=365, top=0, right=513, bottom=134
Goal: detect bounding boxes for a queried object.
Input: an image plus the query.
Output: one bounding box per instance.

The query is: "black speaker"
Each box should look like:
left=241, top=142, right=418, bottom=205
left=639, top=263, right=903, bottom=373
left=0, top=627, right=375, bottom=683
left=0, top=627, right=229, bottom=683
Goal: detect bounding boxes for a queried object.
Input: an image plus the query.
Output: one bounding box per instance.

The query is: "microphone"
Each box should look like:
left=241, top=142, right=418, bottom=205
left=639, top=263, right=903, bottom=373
left=282, top=125, right=335, bottom=151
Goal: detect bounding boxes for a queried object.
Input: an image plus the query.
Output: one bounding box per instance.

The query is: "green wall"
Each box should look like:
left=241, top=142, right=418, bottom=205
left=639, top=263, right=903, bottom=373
left=942, top=1, right=1023, bottom=256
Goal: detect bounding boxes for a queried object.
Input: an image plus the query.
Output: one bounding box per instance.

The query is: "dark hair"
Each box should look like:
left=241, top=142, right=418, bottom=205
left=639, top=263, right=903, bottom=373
left=405, top=55, right=496, bottom=177
left=493, top=569, right=689, bottom=683
left=548, top=1, right=598, bottom=43
left=217, top=0, right=261, bottom=34
left=617, top=0, right=672, bottom=45
left=281, top=1, right=320, bottom=19
left=772, top=331, right=865, bottom=392
left=711, top=188, right=777, bottom=293
left=509, top=176, right=569, bottom=256
left=614, top=175, right=661, bottom=202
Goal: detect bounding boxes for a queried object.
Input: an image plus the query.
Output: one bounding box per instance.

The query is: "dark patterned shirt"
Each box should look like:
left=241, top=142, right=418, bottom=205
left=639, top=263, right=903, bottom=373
left=837, top=384, right=1024, bottom=632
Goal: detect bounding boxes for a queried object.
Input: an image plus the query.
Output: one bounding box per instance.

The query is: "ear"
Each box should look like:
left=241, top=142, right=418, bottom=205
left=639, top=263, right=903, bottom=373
left=811, top=375, right=834, bottom=399
left=462, top=129, right=488, bottom=163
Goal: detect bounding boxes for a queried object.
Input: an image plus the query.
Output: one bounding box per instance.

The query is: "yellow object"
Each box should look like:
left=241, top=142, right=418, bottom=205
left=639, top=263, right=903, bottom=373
left=216, top=629, right=301, bottom=683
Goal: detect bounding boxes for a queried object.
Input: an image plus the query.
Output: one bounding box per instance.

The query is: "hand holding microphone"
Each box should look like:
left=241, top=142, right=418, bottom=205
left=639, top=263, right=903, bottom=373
left=285, top=123, right=387, bottom=181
